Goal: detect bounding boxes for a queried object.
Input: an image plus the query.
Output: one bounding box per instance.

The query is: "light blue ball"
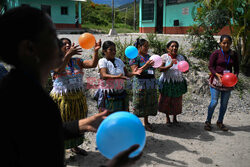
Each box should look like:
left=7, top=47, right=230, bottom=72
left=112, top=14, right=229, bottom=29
left=96, top=111, right=146, bottom=159
left=125, top=46, right=138, bottom=59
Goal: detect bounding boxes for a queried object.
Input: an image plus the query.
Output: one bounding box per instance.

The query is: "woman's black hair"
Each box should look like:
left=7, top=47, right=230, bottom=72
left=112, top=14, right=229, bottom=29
left=134, top=38, right=147, bottom=49
left=102, top=41, right=116, bottom=56
left=166, top=41, right=179, bottom=49
left=220, top=35, right=232, bottom=43
left=60, top=38, right=72, bottom=46
left=0, top=6, right=49, bottom=66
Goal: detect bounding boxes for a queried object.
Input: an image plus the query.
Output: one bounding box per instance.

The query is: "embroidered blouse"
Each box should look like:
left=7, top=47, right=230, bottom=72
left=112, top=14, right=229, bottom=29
left=98, top=57, right=125, bottom=76
left=159, top=54, right=185, bottom=83
left=98, top=57, right=126, bottom=93
left=51, top=58, right=84, bottom=94
left=129, top=54, right=155, bottom=79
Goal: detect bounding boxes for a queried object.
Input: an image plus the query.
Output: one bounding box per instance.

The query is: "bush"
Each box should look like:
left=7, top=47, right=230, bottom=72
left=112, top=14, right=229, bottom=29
left=187, top=25, right=218, bottom=60
left=146, top=33, right=168, bottom=55
left=113, top=37, right=135, bottom=71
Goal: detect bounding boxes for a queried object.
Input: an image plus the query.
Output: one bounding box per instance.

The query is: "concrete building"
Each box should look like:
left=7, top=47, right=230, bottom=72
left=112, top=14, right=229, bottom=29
left=3, top=0, right=86, bottom=29
left=139, top=0, right=230, bottom=34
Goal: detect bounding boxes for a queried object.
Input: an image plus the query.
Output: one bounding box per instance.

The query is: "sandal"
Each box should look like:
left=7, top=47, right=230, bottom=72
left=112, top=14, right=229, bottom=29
left=204, top=121, right=212, bottom=131
left=216, top=122, right=228, bottom=131
left=71, top=147, right=88, bottom=156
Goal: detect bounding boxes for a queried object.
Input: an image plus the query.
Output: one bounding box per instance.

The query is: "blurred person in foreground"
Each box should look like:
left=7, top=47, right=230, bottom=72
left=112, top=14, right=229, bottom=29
left=0, top=6, right=141, bottom=167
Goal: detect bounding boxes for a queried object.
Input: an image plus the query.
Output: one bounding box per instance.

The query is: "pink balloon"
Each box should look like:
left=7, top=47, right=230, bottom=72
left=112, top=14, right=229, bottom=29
left=178, top=61, right=189, bottom=72
left=149, top=55, right=162, bottom=68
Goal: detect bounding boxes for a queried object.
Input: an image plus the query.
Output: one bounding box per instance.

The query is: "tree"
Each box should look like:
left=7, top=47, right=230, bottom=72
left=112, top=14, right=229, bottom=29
left=190, top=0, right=250, bottom=75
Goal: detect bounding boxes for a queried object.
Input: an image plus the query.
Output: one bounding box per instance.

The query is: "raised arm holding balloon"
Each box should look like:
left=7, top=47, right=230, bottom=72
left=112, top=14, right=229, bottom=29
left=50, top=36, right=101, bottom=156
left=158, top=41, right=188, bottom=125
left=205, top=35, right=239, bottom=131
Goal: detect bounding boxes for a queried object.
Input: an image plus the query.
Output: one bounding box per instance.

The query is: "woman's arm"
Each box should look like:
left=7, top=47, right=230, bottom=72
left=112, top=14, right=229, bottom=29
left=63, top=110, right=108, bottom=140
left=139, top=60, right=154, bottom=71
left=54, top=43, right=82, bottom=73
left=82, top=39, right=101, bottom=68
left=158, top=60, right=175, bottom=72
left=208, top=51, right=218, bottom=75
left=208, top=51, right=222, bottom=82
left=100, top=68, right=128, bottom=80
left=124, top=67, right=142, bottom=77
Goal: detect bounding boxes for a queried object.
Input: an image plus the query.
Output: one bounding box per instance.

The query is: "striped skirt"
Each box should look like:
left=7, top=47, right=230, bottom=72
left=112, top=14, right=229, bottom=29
left=131, top=77, right=158, bottom=117
left=158, top=80, right=187, bottom=115
left=51, top=90, right=88, bottom=149
left=98, top=90, right=129, bottom=113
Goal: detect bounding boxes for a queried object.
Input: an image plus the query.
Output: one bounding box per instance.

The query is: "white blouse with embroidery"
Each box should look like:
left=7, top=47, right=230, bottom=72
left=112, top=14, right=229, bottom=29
left=159, top=54, right=185, bottom=83
left=98, top=57, right=126, bottom=93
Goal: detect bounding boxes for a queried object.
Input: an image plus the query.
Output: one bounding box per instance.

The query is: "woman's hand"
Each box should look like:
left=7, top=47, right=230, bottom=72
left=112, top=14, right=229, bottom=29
left=132, top=67, right=143, bottom=76
left=171, top=59, right=177, bottom=65
left=117, top=73, right=129, bottom=80
left=94, top=39, right=102, bottom=52
left=67, top=43, right=82, bottom=57
left=105, top=144, right=142, bottom=167
left=145, top=60, right=154, bottom=67
left=78, top=110, right=109, bottom=133
left=215, top=73, right=223, bottom=83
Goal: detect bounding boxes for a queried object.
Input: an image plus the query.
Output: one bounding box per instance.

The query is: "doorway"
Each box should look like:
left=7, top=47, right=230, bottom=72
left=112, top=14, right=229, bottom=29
left=156, top=0, right=163, bottom=33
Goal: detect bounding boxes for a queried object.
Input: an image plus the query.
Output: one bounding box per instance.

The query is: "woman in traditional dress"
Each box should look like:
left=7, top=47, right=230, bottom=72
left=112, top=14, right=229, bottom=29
left=51, top=38, right=101, bottom=155
left=158, top=41, right=187, bottom=125
left=95, top=41, right=141, bottom=113
left=129, top=38, right=158, bottom=131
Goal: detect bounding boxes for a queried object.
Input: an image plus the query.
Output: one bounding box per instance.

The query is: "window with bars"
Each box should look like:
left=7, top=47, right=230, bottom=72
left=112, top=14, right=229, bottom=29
left=61, top=7, right=68, bottom=15
left=142, top=0, right=154, bottom=21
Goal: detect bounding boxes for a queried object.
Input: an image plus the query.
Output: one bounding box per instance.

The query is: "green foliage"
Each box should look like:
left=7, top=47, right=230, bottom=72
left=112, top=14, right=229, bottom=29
left=188, top=0, right=229, bottom=60
left=113, top=37, right=135, bottom=70
left=78, top=0, right=139, bottom=31
left=192, top=0, right=250, bottom=75
left=80, top=1, right=111, bottom=26
left=146, top=33, right=168, bottom=55
left=187, top=25, right=218, bottom=60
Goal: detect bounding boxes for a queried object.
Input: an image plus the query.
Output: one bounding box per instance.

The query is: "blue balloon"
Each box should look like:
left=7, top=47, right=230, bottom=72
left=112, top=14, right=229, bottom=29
left=125, top=46, right=138, bottom=59
left=96, top=111, right=146, bottom=159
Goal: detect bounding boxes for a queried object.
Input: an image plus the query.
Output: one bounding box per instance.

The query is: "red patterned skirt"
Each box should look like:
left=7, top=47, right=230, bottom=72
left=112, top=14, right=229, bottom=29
left=158, top=94, right=182, bottom=115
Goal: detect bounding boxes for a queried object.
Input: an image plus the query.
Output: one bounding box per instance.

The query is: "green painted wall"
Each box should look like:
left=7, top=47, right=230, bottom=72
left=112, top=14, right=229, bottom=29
left=139, top=0, right=157, bottom=28
left=140, top=0, right=197, bottom=28
left=164, top=2, right=197, bottom=27
left=6, top=0, right=76, bottom=24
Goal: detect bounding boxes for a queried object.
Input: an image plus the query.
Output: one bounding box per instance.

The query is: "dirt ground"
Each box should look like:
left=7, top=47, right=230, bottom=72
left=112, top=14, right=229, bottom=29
left=65, top=92, right=250, bottom=167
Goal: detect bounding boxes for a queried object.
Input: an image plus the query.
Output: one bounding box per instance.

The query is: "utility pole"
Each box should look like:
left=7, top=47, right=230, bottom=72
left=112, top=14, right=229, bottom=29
left=134, top=0, right=136, bottom=31
left=109, top=0, right=117, bottom=36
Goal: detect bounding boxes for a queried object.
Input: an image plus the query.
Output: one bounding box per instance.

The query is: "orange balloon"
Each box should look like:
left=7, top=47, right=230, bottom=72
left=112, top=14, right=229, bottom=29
left=78, top=33, right=95, bottom=49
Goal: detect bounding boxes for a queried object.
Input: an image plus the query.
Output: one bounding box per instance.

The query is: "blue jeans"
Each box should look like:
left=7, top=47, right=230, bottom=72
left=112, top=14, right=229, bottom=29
left=206, top=87, right=231, bottom=123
